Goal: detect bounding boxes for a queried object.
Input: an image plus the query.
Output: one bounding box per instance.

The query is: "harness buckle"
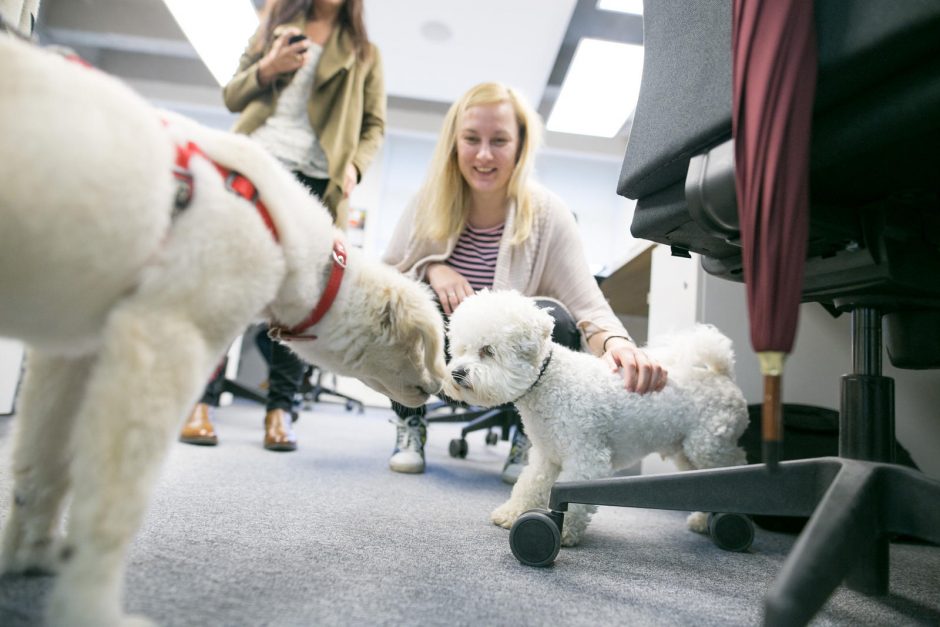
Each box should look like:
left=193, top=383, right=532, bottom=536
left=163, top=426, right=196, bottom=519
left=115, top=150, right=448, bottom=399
left=225, top=171, right=259, bottom=203
left=332, top=244, right=348, bottom=268
left=172, top=167, right=194, bottom=213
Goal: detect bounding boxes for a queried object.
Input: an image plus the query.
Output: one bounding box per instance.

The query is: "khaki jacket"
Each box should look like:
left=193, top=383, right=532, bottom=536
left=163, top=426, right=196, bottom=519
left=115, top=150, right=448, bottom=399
left=222, top=15, right=386, bottom=226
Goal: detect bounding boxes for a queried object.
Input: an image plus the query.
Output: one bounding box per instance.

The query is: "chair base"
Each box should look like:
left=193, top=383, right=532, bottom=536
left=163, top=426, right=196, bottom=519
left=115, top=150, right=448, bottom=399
left=427, top=404, right=517, bottom=458
left=543, top=457, right=940, bottom=626
left=300, top=367, right=364, bottom=413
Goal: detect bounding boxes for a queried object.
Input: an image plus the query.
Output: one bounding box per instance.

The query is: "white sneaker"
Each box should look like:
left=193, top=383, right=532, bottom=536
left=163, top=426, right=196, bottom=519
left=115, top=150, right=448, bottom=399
left=389, top=415, right=427, bottom=474
left=501, top=429, right=530, bottom=484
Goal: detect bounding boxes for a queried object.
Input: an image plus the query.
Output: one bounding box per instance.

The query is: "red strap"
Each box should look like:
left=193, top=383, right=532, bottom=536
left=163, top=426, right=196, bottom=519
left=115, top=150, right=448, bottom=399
left=271, top=240, right=348, bottom=342
left=171, top=138, right=279, bottom=242
left=160, top=125, right=343, bottom=343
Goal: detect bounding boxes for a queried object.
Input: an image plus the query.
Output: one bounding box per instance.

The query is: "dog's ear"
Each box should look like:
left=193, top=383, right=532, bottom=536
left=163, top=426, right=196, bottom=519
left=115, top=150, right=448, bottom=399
left=379, top=285, right=445, bottom=376
left=536, top=306, right=555, bottom=342
left=512, top=306, right=556, bottom=359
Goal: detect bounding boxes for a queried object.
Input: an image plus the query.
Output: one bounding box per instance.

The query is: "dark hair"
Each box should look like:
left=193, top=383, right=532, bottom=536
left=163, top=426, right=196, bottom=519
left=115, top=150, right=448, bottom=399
left=256, top=0, right=371, bottom=61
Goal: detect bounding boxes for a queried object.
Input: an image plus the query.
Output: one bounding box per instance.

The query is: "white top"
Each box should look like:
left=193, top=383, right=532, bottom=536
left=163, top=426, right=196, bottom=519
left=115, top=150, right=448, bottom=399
left=250, top=43, right=330, bottom=179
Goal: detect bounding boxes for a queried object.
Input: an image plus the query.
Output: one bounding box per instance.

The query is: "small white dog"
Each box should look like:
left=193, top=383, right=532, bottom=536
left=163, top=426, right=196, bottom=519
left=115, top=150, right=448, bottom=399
left=0, top=35, right=444, bottom=626
left=443, top=291, right=749, bottom=547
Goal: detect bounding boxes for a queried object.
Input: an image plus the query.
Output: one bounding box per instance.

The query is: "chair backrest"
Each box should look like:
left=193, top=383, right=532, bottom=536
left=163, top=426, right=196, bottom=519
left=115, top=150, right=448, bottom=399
left=618, top=0, right=940, bottom=367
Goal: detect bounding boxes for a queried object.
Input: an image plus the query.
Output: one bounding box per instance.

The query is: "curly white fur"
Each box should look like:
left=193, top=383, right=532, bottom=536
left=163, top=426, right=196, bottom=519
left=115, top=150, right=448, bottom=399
left=443, top=290, right=749, bottom=547
left=0, top=36, right=444, bottom=626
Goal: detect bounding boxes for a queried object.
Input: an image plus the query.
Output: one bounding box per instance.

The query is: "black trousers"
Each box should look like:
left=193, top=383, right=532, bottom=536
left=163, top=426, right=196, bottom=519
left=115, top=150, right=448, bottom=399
left=200, top=172, right=330, bottom=412
left=390, top=297, right=582, bottom=421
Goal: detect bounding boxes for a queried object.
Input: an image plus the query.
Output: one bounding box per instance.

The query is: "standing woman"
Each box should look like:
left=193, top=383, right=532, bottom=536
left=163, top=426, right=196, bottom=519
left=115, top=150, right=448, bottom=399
left=382, top=82, right=667, bottom=480
left=178, top=0, right=385, bottom=452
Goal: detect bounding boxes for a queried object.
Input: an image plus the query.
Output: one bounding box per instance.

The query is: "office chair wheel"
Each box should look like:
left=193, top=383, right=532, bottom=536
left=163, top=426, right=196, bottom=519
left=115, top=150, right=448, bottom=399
left=509, top=510, right=561, bottom=567
left=448, top=438, right=468, bottom=458
left=485, top=430, right=499, bottom=446
left=707, top=512, right=755, bottom=552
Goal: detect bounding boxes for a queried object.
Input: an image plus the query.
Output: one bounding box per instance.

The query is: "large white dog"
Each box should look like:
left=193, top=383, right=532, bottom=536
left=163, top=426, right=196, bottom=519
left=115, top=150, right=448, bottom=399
left=443, top=291, right=749, bottom=546
left=0, top=35, right=444, bottom=625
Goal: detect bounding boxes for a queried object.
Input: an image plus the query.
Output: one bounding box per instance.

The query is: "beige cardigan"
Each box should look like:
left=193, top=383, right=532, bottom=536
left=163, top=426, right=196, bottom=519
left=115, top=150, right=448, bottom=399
left=222, top=16, right=386, bottom=226
left=382, top=183, right=634, bottom=349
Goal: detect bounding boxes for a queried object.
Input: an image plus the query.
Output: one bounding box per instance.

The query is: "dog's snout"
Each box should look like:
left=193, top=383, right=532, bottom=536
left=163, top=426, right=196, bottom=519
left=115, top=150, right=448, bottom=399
left=450, top=366, right=472, bottom=389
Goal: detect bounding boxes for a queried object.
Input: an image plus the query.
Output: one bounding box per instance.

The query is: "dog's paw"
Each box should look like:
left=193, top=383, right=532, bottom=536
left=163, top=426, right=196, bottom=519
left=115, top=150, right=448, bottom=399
left=47, top=584, right=156, bottom=627
left=560, top=515, right=588, bottom=547
left=47, top=610, right=156, bottom=627
left=686, top=511, right=709, bottom=534
left=120, top=615, right=158, bottom=627
left=0, top=536, right=63, bottom=576
left=560, top=529, right=583, bottom=547
left=490, top=502, right=526, bottom=529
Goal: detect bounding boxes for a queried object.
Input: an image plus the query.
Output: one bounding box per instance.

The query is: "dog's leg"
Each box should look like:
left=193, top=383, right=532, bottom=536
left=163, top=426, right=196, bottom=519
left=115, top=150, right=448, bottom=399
left=491, top=447, right=559, bottom=529
left=45, top=307, right=219, bottom=627
left=1, top=350, right=92, bottom=575
left=553, top=448, right=612, bottom=547
left=680, top=426, right=749, bottom=534
left=662, top=450, right=709, bottom=532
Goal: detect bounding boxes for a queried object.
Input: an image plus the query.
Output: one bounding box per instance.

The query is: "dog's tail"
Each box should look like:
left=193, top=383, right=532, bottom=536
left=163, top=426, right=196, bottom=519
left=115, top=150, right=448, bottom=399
left=687, top=324, right=736, bottom=377
left=649, top=324, right=736, bottom=379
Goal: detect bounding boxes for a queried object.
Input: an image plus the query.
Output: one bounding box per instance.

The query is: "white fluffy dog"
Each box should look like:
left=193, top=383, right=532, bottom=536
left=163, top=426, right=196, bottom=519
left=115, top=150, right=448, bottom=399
left=0, top=35, right=444, bottom=626
left=443, top=291, right=749, bottom=547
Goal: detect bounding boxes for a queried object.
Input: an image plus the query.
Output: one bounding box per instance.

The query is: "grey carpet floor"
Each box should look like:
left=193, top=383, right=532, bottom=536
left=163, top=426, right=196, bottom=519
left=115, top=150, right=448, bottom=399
left=0, top=401, right=938, bottom=626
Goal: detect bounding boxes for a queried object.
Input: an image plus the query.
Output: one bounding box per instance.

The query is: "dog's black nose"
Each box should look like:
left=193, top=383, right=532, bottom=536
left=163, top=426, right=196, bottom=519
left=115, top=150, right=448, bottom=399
left=451, top=366, right=471, bottom=389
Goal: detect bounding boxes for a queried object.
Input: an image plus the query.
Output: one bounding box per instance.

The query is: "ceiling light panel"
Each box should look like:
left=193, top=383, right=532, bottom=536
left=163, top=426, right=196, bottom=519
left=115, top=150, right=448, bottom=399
left=162, top=0, right=258, bottom=86
left=547, top=38, right=644, bottom=137
left=596, top=0, right=644, bottom=15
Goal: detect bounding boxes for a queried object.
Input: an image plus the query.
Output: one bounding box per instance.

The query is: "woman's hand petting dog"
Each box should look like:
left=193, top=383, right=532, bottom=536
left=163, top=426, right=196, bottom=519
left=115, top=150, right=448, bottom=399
left=603, top=338, right=668, bottom=394
left=426, top=263, right=475, bottom=315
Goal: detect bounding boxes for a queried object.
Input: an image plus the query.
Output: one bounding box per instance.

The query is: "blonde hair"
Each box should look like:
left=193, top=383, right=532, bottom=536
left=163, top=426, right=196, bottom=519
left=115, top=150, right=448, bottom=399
left=413, top=82, right=543, bottom=245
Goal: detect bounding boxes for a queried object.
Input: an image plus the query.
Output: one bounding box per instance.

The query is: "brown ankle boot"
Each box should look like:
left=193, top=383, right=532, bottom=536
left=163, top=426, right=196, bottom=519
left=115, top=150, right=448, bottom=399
left=264, top=408, right=297, bottom=451
left=179, top=403, right=218, bottom=446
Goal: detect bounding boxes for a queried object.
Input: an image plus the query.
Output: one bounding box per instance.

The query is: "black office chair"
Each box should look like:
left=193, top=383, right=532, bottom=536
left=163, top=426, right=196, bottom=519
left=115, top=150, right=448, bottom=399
left=426, top=401, right=518, bottom=458
left=507, top=2, right=940, bottom=625
left=299, top=366, right=365, bottom=413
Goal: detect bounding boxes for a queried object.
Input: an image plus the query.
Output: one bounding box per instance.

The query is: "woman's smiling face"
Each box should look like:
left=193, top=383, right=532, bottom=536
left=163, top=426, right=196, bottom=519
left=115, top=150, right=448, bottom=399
left=455, top=101, right=520, bottom=198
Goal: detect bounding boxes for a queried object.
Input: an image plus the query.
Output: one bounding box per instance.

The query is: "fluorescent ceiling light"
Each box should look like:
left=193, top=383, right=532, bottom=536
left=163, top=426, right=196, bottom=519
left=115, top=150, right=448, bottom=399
left=596, top=0, right=643, bottom=15
left=547, top=38, right=644, bottom=138
left=162, top=0, right=258, bottom=86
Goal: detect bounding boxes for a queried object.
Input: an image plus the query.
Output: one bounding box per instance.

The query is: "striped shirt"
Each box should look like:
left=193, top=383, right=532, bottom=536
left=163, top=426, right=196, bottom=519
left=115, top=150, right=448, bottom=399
left=446, top=222, right=504, bottom=290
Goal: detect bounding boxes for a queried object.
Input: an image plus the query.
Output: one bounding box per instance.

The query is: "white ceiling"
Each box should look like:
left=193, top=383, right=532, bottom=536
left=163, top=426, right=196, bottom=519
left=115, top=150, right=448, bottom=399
left=33, top=0, right=644, bottom=156
left=366, top=0, right=575, bottom=108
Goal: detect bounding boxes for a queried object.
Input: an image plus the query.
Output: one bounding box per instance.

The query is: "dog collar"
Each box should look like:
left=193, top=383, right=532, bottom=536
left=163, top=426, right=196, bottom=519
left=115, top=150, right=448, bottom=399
left=268, top=240, right=348, bottom=343
left=510, top=349, right=553, bottom=405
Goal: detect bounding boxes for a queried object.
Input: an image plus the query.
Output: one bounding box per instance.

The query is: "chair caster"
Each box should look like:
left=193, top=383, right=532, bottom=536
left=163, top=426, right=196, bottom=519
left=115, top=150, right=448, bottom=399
left=509, top=509, right=563, bottom=567
left=707, top=512, right=755, bottom=552
left=449, top=438, right=468, bottom=458
left=485, top=430, right=499, bottom=446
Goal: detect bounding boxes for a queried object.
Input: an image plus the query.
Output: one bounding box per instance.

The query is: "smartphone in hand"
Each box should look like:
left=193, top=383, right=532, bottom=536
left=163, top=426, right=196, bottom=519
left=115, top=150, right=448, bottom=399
left=288, top=34, right=307, bottom=45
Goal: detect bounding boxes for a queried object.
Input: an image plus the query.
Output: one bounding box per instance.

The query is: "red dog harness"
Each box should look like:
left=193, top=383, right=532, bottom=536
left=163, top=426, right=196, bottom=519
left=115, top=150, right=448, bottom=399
left=169, top=135, right=346, bottom=342
left=170, top=139, right=279, bottom=241
left=60, top=53, right=349, bottom=342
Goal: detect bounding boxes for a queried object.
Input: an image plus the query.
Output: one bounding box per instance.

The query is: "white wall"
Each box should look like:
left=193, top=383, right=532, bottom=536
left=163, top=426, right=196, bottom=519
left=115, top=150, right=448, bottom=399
left=0, top=339, right=24, bottom=414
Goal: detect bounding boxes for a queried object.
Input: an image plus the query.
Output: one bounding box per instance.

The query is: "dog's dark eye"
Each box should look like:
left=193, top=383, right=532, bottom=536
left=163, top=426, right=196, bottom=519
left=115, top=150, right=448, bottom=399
left=479, top=345, right=495, bottom=358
